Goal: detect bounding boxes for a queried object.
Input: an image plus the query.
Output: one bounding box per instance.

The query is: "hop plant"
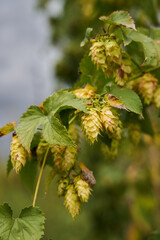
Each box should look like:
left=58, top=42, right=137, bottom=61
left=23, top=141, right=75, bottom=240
left=153, top=87, right=160, bottom=108
left=128, top=123, right=141, bottom=145
left=64, top=184, right=81, bottom=219
left=10, top=134, right=27, bottom=173
left=72, top=84, right=96, bottom=99
left=81, top=108, right=102, bottom=144
left=100, top=107, right=121, bottom=138
left=89, top=36, right=122, bottom=77
left=62, top=146, right=77, bottom=172
left=74, top=175, right=92, bottom=202
left=51, top=145, right=66, bottom=172
left=36, top=138, right=49, bottom=163
left=68, top=124, right=79, bottom=144
left=101, top=139, right=119, bottom=159
left=57, top=179, right=69, bottom=196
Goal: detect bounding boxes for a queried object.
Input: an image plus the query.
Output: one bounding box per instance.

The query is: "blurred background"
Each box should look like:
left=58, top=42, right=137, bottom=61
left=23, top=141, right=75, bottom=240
left=0, top=0, right=160, bottom=239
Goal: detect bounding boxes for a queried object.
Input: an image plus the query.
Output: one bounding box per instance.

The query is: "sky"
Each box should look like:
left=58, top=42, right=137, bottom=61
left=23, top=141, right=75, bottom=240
left=0, top=0, right=62, bottom=158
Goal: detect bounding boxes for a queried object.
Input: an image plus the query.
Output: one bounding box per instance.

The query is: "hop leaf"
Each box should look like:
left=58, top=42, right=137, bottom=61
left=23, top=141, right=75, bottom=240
left=10, top=134, right=27, bottom=173
left=64, top=185, right=81, bottom=219
left=74, top=176, right=92, bottom=202
left=81, top=109, right=102, bottom=144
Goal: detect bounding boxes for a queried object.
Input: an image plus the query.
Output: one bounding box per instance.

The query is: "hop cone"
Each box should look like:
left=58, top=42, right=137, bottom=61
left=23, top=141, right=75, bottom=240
left=74, top=176, right=92, bottom=202
left=68, top=124, right=79, bottom=144
left=128, top=123, right=141, bottom=145
left=62, top=146, right=77, bottom=172
left=51, top=145, right=66, bottom=172
left=36, top=138, right=49, bottom=163
left=64, top=185, right=81, bottom=219
left=57, top=179, right=69, bottom=196
left=10, top=134, right=27, bottom=173
left=115, top=55, right=132, bottom=86
left=89, top=36, right=121, bottom=77
left=81, top=108, right=102, bottom=144
left=153, top=87, right=160, bottom=108
left=72, top=84, right=96, bottom=99
left=138, top=73, right=158, bottom=104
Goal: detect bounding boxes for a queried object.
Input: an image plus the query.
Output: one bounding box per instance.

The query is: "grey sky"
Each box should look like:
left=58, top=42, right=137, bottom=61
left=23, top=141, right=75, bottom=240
left=0, top=0, right=62, bottom=158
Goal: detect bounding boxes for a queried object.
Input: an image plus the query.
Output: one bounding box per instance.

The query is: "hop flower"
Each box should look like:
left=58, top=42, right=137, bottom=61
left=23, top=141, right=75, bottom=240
left=64, top=185, right=81, bottom=219
left=62, top=146, right=77, bottom=172
left=72, top=84, right=96, bottom=99
left=10, top=134, right=27, bottom=173
left=36, top=138, right=49, bottom=163
left=74, top=176, right=92, bottom=202
left=57, top=179, right=69, bottom=196
left=115, top=55, right=132, bottom=86
left=128, top=123, right=141, bottom=145
left=81, top=108, right=102, bottom=144
left=51, top=145, right=66, bottom=172
left=101, top=139, right=119, bottom=159
left=100, top=107, right=122, bottom=139
left=68, top=124, right=79, bottom=144
left=89, top=36, right=122, bottom=77
left=153, top=87, right=160, bottom=108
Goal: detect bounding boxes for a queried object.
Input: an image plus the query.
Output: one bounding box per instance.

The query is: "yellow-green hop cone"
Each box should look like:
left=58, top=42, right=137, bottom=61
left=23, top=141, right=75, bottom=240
left=74, top=176, right=92, bottom=202
left=153, top=87, right=160, bottom=108
left=62, top=146, right=77, bottom=172
left=128, top=123, right=141, bottom=145
left=36, top=138, right=49, bottom=163
left=100, top=107, right=116, bottom=133
left=115, top=57, right=132, bottom=86
left=81, top=109, right=102, bottom=144
left=138, top=73, right=158, bottom=104
left=68, top=124, right=79, bottom=144
left=57, top=179, right=69, bottom=196
left=64, top=185, right=81, bottom=219
left=10, top=134, right=27, bottom=173
left=51, top=145, right=66, bottom=172
left=72, top=84, right=96, bottom=99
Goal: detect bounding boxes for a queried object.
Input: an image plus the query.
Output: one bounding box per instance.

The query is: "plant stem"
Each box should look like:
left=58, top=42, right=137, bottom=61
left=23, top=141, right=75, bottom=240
left=32, top=146, right=50, bottom=207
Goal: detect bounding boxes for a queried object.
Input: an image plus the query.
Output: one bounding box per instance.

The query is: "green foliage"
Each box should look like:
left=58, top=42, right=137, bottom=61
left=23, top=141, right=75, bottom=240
left=80, top=28, right=93, bottom=47
left=0, top=203, right=45, bottom=240
left=110, top=86, right=143, bottom=115
left=148, top=229, right=160, bottom=240
left=99, top=10, right=136, bottom=30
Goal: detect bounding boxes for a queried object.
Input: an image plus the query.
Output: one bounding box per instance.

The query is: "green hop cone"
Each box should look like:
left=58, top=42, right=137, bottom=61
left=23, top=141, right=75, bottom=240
left=57, top=179, right=69, bottom=196
left=62, top=146, right=77, bottom=172
left=51, top=145, right=66, bottom=172
left=74, top=176, right=92, bottom=202
left=128, top=123, right=141, bottom=145
left=68, top=124, right=79, bottom=144
left=36, top=138, right=49, bottom=163
left=153, top=86, right=160, bottom=108
left=64, top=184, right=81, bottom=219
left=81, top=108, right=102, bottom=144
left=89, top=36, right=121, bottom=78
left=100, top=107, right=122, bottom=139
left=10, top=134, right=27, bottom=173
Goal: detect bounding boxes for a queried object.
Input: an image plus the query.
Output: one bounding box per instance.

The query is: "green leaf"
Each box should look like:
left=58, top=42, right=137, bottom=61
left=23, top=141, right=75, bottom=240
left=0, top=203, right=45, bottom=240
left=16, top=106, right=45, bottom=152
left=122, top=28, right=158, bottom=66
left=150, top=27, right=160, bottom=40
left=110, top=86, right=143, bottom=115
left=0, top=121, right=16, bottom=137
left=80, top=27, right=93, bottom=47
left=75, top=53, right=108, bottom=92
left=43, top=90, right=88, bottom=114
left=99, top=11, right=136, bottom=30
left=6, top=156, right=13, bottom=176
left=42, top=115, right=74, bottom=146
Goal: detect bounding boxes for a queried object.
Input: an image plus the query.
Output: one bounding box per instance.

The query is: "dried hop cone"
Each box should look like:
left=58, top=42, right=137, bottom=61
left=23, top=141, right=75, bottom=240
left=81, top=108, right=102, bottom=144
left=10, top=134, right=27, bottom=173
left=64, top=184, right=81, bottom=219
left=51, top=145, right=66, bottom=172
left=74, top=176, right=92, bottom=202
left=62, top=146, right=77, bottom=172
left=72, top=84, right=96, bottom=99
left=153, top=87, right=160, bottom=108
left=137, top=73, right=158, bottom=104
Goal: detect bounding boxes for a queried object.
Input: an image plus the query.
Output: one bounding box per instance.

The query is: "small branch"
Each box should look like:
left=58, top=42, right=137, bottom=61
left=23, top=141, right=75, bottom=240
left=32, top=146, right=50, bottom=207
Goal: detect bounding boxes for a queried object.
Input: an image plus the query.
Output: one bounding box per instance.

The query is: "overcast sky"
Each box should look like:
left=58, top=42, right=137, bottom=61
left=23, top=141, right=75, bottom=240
left=0, top=0, right=62, bottom=158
